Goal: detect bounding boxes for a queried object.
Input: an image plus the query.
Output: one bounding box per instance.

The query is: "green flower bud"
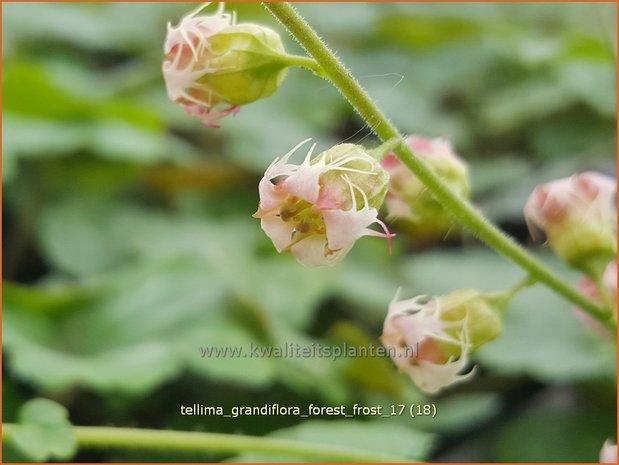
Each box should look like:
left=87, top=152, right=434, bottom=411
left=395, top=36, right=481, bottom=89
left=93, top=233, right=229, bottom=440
left=163, top=4, right=291, bottom=127
left=438, top=289, right=504, bottom=357
left=382, top=287, right=506, bottom=394
left=317, top=144, right=390, bottom=211
left=195, top=24, right=289, bottom=106
left=524, top=172, right=616, bottom=276
left=382, top=135, right=471, bottom=243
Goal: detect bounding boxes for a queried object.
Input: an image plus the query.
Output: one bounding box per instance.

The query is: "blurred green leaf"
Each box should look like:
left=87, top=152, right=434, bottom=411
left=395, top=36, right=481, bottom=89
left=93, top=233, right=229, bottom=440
left=232, top=420, right=436, bottom=462
left=327, top=322, right=402, bottom=396
left=7, top=199, right=345, bottom=393
left=3, top=281, right=96, bottom=316
left=481, top=78, right=573, bottom=134
left=496, top=396, right=615, bottom=461
left=8, top=398, right=77, bottom=462
left=38, top=199, right=147, bottom=276
left=376, top=15, right=482, bottom=50
left=478, top=285, right=616, bottom=382
left=179, top=321, right=277, bottom=388
left=557, top=61, right=616, bottom=117
left=270, top=324, right=351, bottom=403
left=410, top=393, right=501, bottom=434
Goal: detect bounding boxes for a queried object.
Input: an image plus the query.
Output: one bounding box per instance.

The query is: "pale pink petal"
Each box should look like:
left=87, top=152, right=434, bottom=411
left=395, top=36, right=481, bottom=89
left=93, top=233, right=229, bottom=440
left=314, top=183, right=348, bottom=210
left=380, top=332, right=417, bottom=372
left=280, top=163, right=324, bottom=204
left=259, top=212, right=295, bottom=252
left=405, top=321, right=474, bottom=394
left=290, top=235, right=350, bottom=267
left=406, top=356, right=475, bottom=395
left=256, top=146, right=308, bottom=213
left=392, top=313, right=444, bottom=349
left=579, top=172, right=616, bottom=201
left=385, top=291, right=428, bottom=317
left=384, top=294, right=451, bottom=349
left=322, top=207, right=379, bottom=251
left=256, top=176, right=286, bottom=214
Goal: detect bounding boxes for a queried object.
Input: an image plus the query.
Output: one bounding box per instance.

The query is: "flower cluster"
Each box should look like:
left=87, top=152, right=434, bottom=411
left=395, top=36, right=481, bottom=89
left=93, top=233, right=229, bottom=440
left=381, top=288, right=504, bottom=393
left=163, top=4, right=617, bottom=403
left=163, top=3, right=290, bottom=127
left=254, top=140, right=393, bottom=267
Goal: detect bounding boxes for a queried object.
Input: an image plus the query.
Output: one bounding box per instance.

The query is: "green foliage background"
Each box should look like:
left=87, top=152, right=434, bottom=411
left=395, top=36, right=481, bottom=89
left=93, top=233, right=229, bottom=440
left=2, top=2, right=617, bottom=462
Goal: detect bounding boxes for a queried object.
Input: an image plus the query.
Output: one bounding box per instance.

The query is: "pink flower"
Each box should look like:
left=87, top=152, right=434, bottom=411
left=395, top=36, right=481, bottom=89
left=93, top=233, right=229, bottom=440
left=254, top=140, right=394, bottom=267
left=382, top=135, right=470, bottom=242
left=381, top=291, right=474, bottom=394
left=162, top=3, right=289, bottom=128
left=600, top=440, right=617, bottom=463
left=381, top=288, right=506, bottom=394
left=524, top=172, right=616, bottom=272
left=163, top=3, right=238, bottom=127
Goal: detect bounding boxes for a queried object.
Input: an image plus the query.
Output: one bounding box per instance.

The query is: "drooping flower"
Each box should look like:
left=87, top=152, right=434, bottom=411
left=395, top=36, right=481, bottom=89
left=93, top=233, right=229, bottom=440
left=381, top=289, right=504, bottom=394
left=163, top=3, right=290, bottom=127
left=524, top=172, right=617, bottom=275
left=254, top=140, right=394, bottom=267
left=382, top=135, right=470, bottom=242
left=574, top=260, right=617, bottom=336
left=600, top=440, right=617, bottom=463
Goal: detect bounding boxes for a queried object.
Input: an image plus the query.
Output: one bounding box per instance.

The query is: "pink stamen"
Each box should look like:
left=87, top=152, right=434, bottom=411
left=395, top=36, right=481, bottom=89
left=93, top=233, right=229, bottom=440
left=186, top=104, right=241, bottom=128
left=375, top=218, right=397, bottom=254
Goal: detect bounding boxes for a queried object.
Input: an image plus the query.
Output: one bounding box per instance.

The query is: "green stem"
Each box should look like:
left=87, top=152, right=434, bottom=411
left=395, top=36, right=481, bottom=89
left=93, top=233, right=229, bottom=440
left=284, top=54, right=326, bottom=77
left=485, top=277, right=536, bottom=312
left=369, top=137, right=403, bottom=160
left=507, top=276, right=537, bottom=297
left=263, top=2, right=615, bottom=331
left=1, top=424, right=410, bottom=463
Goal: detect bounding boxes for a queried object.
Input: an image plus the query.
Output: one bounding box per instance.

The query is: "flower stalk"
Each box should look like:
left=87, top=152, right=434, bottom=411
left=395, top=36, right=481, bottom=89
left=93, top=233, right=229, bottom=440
left=262, top=1, right=615, bottom=331
left=1, top=424, right=411, bottom=463
left=368, top=137, right=403, bottom=160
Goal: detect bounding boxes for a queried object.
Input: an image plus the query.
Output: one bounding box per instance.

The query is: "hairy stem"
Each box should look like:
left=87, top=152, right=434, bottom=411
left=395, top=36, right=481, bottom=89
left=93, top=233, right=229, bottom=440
left=263, top=2, right=615, bottom=330
left=369, top=137, right=403, bottom=160
left=284, top=54, right=326, bottom=77
left=2, top=424, right=411, bottom=462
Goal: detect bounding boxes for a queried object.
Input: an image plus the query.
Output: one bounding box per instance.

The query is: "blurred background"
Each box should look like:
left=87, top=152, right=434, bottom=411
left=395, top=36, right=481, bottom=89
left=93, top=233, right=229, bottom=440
left=2, top=2, right=617, bottom=462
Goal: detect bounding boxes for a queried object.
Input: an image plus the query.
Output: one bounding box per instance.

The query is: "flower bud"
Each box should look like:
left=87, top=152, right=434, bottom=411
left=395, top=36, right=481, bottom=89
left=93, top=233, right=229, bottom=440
left=574, top=260, right=616, bottom=336
left=163, top=3, right=290, bottom=127
left=382, top=135, right=470, bottom=242
left=381, top=288, right=504, bottom=394
left=524, top=172, right=616, bottom=275
left=600, top=440, right=617, bottom=463
left=254, top=140, right=393, bottom=267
